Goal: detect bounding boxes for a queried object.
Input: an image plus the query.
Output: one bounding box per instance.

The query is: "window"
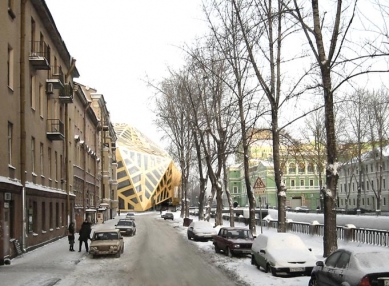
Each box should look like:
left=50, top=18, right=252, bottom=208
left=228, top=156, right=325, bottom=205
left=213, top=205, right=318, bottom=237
left=49, top=202, right=53, bottom=229
left=384, top=179, right=386, bottom=189
left=8, top=122, right=12, bottom=165
left=233, top=186, right=238, bottom=194
left=340, top=184, right=343, bottom=192
left=298, top=162, right=305, bottom=174
left=367, top=198, right=370, bottom=206
left=290, top=179, right=295, bottom=187
left=56, top=202, right=59, bottom=227
left=55, top=151, right=58, bottom=181
left=7, top=45, right=14, bottom=88
left=39, top=84, right=44, bottom=117
left=300, top=179, right=304, bottom=186
left=310, top=179, right=314, bottom=187
left=30, top=75, right=36, bottom=110
left=48, top=147, right=52, bottom=178
left=362, top=198, right=365, bottom=206
left=384, top=197, right=386, bottom=206
left=31, top=137, right=35, bottom=173
left=288, top=163, right=296, bottom=174
left=307, top=163, right=314, bottom=173
left=371, top=164, right=373, bottom=172
left=40, top=143, right=44, bottom=175
left=353, top=198, right=355, bottom=205
left=42, top=202, right=46, bottom=230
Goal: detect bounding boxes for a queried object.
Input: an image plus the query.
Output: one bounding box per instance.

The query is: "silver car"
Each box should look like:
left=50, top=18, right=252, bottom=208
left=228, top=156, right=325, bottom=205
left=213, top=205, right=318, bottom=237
left=309, top=248, right=389, bottom=286
left=187, top=220, right=217, bottom=241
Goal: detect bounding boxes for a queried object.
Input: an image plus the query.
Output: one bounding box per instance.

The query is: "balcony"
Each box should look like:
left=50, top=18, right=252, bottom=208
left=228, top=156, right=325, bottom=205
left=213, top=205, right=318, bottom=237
left=46, top=119, right=64, bottom=141
left=29, top=41, right=50, bottom=70
left=59, top=83, right=74, bottom=103
left=46, top=66, right=64, bottom=91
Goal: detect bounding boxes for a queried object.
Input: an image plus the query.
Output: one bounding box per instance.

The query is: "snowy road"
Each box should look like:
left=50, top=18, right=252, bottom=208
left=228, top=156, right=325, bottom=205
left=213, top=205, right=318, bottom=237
left=0, top=213, right=244, bottom=286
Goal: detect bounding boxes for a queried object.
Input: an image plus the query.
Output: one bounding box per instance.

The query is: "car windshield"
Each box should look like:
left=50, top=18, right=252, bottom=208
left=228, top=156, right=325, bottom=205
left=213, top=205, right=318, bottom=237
left=226, top=230, right=253, bottom=239
left=117, top=220, right=133, bottom=226
left=94, top=232, right=119, bottom=240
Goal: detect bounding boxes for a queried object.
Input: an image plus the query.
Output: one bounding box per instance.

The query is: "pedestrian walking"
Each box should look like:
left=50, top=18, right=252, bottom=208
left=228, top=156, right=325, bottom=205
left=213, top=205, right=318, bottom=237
left=78, top=219, right=92, bottom=253
left=67, top=222, right=75, bottom=251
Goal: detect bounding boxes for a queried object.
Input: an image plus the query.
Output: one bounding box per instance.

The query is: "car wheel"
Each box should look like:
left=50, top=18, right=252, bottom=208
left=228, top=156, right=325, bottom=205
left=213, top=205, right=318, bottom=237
left=251, top=255, right=255, bottom=265
left=215, top=244, right=220, bottom=253
left=308, top=276, right=318, bottom=286
left=226, top=247, right=233, bottom=258
left=187, top=233, right=191, bottom=240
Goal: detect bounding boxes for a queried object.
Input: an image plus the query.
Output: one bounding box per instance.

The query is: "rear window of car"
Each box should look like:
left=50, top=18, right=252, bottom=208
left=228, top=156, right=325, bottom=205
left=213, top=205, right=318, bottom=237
left=117, top=220, right=133, bottom=226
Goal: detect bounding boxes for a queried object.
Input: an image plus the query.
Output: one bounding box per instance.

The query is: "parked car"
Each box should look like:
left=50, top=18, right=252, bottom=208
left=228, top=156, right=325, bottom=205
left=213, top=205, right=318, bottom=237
left=115, top=219, right=136, bottom=236
left=286, top=206, right=292, bottom=212
left=309, top=248, right=389, bottom=286
left=345, top=207, right=371, bottom=215
left=164, top=212, right=174, bottom=220
left=89, top=229, right=124, bottom=258
left=251, top=232, right=316, bottom=277
left=213, top=227, right=254, bottom=257
left=187, top=220, right=218, bottom=241
left=125, top=212, right=135, bottom=220
left=295, top=206, right=310, bottom=213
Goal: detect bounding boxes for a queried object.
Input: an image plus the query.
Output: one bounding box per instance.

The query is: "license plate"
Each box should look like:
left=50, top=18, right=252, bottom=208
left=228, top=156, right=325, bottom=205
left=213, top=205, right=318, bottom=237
left=290, top=268, right=304, bottom=272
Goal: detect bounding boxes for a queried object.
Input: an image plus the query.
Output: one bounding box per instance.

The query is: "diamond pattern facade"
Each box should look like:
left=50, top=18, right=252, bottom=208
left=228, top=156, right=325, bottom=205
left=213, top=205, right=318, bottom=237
left=115, top=124, right=181, bottom=211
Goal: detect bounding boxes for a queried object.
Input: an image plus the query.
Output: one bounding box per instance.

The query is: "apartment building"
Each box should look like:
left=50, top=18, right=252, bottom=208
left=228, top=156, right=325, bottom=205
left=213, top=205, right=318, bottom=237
left=0, top=0, right=116, bottom=264
left=338, top=146, right=389, bottom=212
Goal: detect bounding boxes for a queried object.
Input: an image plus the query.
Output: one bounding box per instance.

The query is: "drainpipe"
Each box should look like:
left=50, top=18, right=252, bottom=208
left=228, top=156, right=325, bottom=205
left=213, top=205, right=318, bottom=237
left=20, top=0, right=27, bottom=252
left=65, top=57, right=76, bottom=225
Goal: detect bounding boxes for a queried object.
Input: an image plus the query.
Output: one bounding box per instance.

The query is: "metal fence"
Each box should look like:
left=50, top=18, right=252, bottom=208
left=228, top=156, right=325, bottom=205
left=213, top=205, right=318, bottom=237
left=259, top=219, right=389, bottom=248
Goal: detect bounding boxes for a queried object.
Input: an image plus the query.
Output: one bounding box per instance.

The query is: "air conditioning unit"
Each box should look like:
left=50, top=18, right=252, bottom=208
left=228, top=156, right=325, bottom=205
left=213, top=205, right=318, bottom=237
left=4, top=193, right=11, bottom=201
left=46, top=83, right=54, bottom=94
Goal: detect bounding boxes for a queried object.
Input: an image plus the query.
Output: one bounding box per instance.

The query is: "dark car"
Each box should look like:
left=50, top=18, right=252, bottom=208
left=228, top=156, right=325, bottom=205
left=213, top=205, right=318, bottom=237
left=309, top=248, right=389, bottom=286
left=115, top=219, right=136, bottom=236
left=213, top=227, right=254, bottom=257
left=164, top=212, right=174, bottom=220
left=345, top=208, right=370, bottom=215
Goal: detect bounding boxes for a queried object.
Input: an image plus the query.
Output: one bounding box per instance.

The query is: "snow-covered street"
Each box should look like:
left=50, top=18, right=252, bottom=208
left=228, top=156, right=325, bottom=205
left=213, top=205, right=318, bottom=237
left=1, top=210, right=389, bottom=286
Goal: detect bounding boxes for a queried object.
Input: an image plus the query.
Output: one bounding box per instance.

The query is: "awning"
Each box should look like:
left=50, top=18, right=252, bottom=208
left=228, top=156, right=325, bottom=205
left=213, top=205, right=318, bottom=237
left=85, top=209, right=97, bottom=212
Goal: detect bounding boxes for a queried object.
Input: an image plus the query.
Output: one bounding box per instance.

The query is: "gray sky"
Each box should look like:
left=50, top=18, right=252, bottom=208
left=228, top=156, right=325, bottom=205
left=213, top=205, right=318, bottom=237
left=46, top=0, right=207, bottom=145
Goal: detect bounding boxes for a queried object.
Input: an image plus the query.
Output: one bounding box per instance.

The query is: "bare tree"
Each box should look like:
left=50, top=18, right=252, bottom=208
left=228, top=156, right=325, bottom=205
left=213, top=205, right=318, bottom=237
left=154, top=71, right=194, bottom=218
left=289, top=0, right=389, bottom=256
left=365, top=88, right=389, bottom=215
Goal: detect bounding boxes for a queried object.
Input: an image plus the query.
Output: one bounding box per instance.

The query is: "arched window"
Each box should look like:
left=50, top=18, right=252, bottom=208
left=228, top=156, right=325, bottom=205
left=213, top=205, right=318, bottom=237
left=298, top=162, right=305, bottom=174
left=288, top=163, right=296, bottom=174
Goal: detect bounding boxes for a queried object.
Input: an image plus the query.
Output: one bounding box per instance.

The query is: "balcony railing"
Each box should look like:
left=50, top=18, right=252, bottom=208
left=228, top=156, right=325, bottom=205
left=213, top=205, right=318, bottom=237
left=46, top=66, right=64, bottom=90
left=29, top=41, right=50, bottom=70
left=59, top=83, right=74, bottom=103
left=46, top=119, right=64, bottom=141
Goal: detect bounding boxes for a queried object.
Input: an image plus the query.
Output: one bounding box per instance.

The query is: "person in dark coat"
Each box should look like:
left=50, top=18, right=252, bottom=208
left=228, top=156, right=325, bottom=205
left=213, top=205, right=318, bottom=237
left=78, top=219, right=92, bottom=252
left=67, top=222, right=75, bottom=251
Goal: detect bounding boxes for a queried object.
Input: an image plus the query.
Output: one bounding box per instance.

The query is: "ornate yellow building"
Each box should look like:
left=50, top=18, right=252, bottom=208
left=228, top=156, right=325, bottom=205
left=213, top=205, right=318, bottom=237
left=115, top=124, right=181, bottom=211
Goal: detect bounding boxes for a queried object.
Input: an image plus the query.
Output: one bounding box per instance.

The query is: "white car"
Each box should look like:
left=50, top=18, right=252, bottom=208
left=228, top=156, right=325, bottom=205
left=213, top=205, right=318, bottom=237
left=251, top=232, right=316, bottom=276
left=187, top=220, right=218, bottom=241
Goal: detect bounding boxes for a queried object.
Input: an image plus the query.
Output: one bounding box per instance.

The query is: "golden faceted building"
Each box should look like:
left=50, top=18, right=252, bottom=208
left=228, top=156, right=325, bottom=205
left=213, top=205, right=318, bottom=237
left=115, top=124, right=181, bottom=211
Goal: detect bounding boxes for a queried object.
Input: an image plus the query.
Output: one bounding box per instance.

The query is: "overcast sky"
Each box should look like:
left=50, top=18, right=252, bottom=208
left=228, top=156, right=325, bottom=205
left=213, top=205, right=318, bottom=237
left=45, top=0, right=208, bottom=146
